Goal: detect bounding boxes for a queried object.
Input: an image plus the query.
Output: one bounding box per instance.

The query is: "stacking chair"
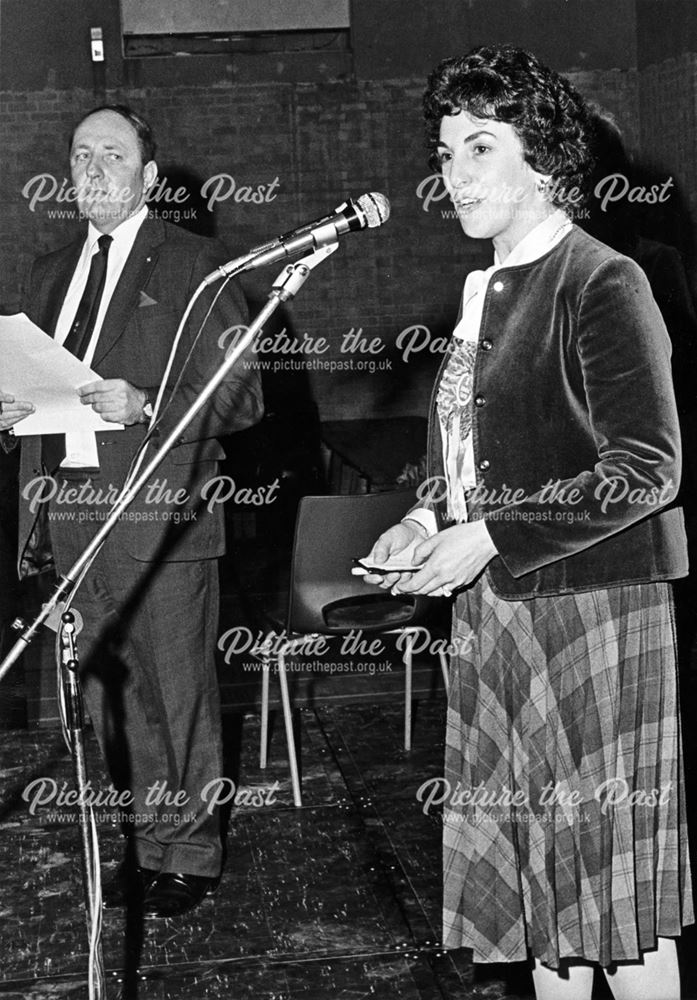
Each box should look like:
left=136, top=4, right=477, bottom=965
left=258, top=490, right=449, bottom=806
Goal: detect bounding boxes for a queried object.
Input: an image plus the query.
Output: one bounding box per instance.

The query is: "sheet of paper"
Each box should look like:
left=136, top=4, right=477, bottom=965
left=0, top=312, right=124, bottom=437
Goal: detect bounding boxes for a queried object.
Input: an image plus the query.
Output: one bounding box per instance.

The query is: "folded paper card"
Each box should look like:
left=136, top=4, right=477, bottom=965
left=351, top=537, right=426, bottom=575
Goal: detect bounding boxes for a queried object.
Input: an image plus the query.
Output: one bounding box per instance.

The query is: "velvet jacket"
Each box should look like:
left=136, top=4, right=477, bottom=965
left=422, top=226, right=688, bottom=599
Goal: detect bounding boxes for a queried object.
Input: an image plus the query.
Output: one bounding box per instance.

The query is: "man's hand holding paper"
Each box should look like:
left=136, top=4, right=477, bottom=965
left=0, top=390, right=34, bottom=432
left=79, top=379, right=147, bottom=425
left=0, top=312, right=125, bottom=437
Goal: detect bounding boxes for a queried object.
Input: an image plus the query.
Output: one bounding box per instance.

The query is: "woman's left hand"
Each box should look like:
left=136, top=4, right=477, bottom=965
left=395, top=520, right=498, bottom=596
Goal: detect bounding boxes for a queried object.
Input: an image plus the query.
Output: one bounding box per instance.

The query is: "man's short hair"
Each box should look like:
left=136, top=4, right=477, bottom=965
left=69, top=104, right=157, bottom=164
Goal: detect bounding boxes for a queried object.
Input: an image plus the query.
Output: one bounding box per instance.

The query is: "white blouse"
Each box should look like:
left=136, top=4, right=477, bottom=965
left=408, top=209, right=573, bottom=537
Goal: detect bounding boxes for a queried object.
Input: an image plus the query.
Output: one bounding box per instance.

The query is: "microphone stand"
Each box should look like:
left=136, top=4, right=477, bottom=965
left=60, top=609, right=106, bottom=999
left=1, top=243, right=339, bottom=678
left=0, top=242, right=339, bottom=998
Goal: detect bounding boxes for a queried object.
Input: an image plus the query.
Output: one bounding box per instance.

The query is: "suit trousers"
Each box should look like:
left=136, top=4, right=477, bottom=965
left=48, top=481, right=224, bottom=878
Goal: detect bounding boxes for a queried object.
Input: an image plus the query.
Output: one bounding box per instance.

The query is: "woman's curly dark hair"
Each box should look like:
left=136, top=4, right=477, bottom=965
left=423, top=45, right=596, bottom=209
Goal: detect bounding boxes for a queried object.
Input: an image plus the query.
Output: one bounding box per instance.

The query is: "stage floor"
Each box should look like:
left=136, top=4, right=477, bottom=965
left=3, top=684, right=697, bottom=998
left=3, top=534, right=697, bottom=999
left=0, top=696, right=524, bottom=1000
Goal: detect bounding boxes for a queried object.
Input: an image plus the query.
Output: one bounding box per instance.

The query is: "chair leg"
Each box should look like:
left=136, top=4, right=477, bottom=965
left=403, top=630, right=414, bottom=752
left=260, top=655, right=270, bottom=769
left=439, top=650, right=449, bottom=692
left=277, top=648, right=303, bottom=807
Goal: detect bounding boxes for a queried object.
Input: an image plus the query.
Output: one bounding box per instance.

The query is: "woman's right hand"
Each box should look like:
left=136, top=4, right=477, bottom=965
left=0, top=391, right=34, bottom=432
left=358, top=521, right=426, bottom=590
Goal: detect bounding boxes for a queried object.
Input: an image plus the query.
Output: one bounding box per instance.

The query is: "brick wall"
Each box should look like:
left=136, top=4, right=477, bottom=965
left=638, top=53, right=697, bottom=264
left=0, top=68, right=639, bottom=420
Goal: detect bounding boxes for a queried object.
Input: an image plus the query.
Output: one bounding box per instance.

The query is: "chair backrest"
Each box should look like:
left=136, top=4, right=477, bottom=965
left=287, top=490, right=433, bottom=635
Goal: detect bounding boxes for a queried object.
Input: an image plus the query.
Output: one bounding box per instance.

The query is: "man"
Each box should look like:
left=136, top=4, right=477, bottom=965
left=0, top=106, right=262, bottom=918
left=0, top=446, right=20, bottom=654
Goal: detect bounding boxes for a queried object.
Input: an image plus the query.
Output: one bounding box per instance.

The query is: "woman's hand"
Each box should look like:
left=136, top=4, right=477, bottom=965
left=395, top=520, right=498, bottom=596
left=0, top=391, right=35, bottom=431
left=357, top=521, right=427, bottom=591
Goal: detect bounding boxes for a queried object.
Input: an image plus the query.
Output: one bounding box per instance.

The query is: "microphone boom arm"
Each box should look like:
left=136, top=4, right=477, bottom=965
left=204, top=191, right=389, bottom=285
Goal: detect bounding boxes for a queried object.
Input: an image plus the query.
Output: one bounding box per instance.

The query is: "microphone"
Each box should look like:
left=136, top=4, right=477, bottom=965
left=206, top=192, right=390, bottom=281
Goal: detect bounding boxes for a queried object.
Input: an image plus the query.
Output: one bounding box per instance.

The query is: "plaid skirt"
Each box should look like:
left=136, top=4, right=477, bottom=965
left=443, top=573, right=694, bottom=969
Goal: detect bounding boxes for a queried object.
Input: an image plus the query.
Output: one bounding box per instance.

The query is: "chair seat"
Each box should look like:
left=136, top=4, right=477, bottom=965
left=259, top=490, right=449, bottom=806
left=323, top=594, right=417, bottom=630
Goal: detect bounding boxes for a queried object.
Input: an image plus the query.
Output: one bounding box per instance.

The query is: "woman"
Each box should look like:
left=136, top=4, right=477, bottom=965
left=361, top=46, right=693, bottom=1000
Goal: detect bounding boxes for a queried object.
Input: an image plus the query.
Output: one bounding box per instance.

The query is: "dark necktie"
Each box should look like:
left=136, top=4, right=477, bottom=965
left=43, top=234, right=113, bottom=473
left=62, top=233, right=113, bottom=360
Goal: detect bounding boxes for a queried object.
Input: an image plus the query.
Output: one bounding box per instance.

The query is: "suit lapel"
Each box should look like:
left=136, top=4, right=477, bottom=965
left=92, top=217, right=166, bottom=368
left=41, top=240, right=83, bottom=336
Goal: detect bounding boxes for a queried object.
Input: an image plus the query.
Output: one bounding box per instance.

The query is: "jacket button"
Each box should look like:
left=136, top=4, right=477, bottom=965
left=474, top=395, right=486, bottom=407
left=492, top=280, right=504, bottom=292
left=481, top=339, right=493, bottom=351
left=479, top=459, right=490, bottom=471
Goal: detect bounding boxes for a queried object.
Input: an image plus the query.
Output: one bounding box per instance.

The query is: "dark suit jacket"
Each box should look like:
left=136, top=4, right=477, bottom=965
left=422, top=226, right=688, bottom=599
left=17, top=216, right=263, bottom=574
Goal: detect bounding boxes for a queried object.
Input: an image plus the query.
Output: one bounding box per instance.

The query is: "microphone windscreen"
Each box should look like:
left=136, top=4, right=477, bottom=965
left=358, top=192, right=390, bottom=228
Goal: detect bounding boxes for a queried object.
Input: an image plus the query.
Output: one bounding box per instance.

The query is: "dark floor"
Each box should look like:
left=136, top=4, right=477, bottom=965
left=2, top=530, right=697, bottom=999
left=0, top=687, right=522, bottom=998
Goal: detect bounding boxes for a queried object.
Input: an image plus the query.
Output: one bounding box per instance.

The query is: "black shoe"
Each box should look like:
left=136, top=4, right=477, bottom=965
left=142, top=872, right=219, bottom=919
left=102, top=862, right=159, bottom=909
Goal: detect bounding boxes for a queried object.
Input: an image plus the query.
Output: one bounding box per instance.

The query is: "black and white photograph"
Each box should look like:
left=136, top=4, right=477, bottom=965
left=0, top=1, right=696, bottom=997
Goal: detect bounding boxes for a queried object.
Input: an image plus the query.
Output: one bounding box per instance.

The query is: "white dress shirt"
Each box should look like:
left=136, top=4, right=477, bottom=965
left=57, top=204, right=149, bottom=468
